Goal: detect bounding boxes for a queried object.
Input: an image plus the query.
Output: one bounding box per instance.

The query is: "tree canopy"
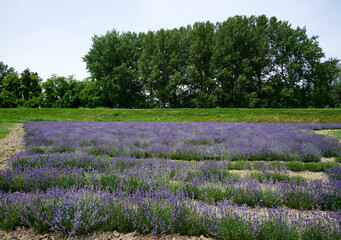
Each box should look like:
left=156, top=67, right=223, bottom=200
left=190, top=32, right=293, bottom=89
left=0, top=63, right=42, bottom=108
left=1, top=15, right=340, bottom=108
left=83, top=15, right=340, bottom=108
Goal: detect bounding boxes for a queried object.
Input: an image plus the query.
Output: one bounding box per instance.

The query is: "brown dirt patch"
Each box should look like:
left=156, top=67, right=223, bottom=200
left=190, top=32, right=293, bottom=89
left=313, top=129, right=341, bottom=143
left=320, top=157, right=336, bottom=163
left=229, top=169, right=328, bottom=181
left=0, top=123, right=24, bottom=170
left=288, top=171, right=327, bottom=180
left=0, top=228, right=212, bottom=240
left=168, top=110, right=180, bottom=114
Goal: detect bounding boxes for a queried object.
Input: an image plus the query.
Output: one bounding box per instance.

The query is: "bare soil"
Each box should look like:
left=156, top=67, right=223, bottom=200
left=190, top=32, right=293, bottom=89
left=0, top=228, right=213, bottom=240
left=313, top=129, right=341, bottom=143
left=0, top=123, right=24, bottom=170
left=229, top=169, right=328, bottom=181
left=320, top=157, right=336, bottom=162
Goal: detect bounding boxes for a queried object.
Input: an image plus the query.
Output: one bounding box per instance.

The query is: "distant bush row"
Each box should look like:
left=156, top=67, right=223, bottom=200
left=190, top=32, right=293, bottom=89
left=0, top=65, right=90, bottom=108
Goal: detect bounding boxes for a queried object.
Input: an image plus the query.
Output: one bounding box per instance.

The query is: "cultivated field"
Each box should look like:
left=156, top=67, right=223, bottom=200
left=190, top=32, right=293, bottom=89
left=0, top=120, right=340, bottom=239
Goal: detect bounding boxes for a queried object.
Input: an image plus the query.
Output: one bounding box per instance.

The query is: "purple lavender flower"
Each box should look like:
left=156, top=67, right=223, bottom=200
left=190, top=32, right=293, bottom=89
left=0, top=121, right=340, bottom=238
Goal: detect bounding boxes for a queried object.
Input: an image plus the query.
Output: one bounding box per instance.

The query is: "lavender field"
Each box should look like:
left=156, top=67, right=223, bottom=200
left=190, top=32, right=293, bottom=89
left=24, top=121, right=341, bottom=161
left=1, top=121, right=341, bottom=239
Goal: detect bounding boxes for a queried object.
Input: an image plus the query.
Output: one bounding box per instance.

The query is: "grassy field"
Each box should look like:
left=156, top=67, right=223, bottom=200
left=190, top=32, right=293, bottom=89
left=1, top=107, right=341, bottom=122
left=330, top=130, right=341, bottom=140
left=0, top=108, right=341, bottom=139
left=0, top=122, right=14, bottom=139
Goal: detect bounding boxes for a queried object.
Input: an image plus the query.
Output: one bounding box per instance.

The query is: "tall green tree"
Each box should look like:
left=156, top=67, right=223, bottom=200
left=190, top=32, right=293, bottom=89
left=331, top=64, right=341, bottom=107
left=139, top=31, right=158, bottom=107
left=213, top=16, right=259, bottom=107
left=82, top=15, right=339, bottom=109
left=0, top=61, right=16, bottom=91
left=83, top=30, right=144, bottom=108
left=139, top=28, right=186, bottom=107
left=18, top=69, right=42, bottom=107
left=0, top=74, right=21, bottom=107
left=0, top=62, right=18, bottom=107
left=79, top=78, right=105, bottom=108
left=310, top=59, right=340, bottom=107
left=42, top=75, right=86, bottom=108
left=265, top=20, right=323, bottom=107
left=186, top=21, right=216, bottom=107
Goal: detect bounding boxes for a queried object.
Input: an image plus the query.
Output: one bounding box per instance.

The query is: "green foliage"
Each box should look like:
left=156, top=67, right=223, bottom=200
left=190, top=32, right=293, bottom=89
left=1, top=15, right=340, bottom=109
left=331, top=75, right=341, bottom=108
left=0, top=122, right=13, bottom=139
left=285, top=161, right=305, bottom=172
left=83, top=31, right=145, bottom=108
left=301, top=224, right=341, bottom=240
left=249, top=171, right=291, bottom=182
left=0, top=204, right=22, bottom=231
left=82, top=15, right=339, bottom=109
left=0, top=65, right=42, bottom=108
left=0, top=108, right=341, bottom=123
left=0, top=74, right=21, bottom=107
left=336, top=155, right=341, bottom=163
left=139, top=28, right=189, bottom=107
left=229, top=161, right=251, bottom=170
left=41, top=75, right=86, bottom=108
left=186, top=21, right=216, bottom=107
left=19, top=69, right=42, bottom=103
left=329, top=129, right=341, bottom=140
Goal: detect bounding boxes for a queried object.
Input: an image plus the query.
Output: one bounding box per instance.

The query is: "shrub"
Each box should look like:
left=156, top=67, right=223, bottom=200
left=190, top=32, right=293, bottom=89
left=325, top=165, right=341, bottom=181
left=285, top=161, right=305, bottom=172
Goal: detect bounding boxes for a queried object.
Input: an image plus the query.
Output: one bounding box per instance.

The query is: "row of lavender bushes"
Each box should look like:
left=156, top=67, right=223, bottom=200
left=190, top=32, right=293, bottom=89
left=1, top=154, right=341, bottom=210
left=0, top=121, right=340, bottom=239
left=1, top=187, right=340, bottom=239
left=24, top=121, right=341, bottom=162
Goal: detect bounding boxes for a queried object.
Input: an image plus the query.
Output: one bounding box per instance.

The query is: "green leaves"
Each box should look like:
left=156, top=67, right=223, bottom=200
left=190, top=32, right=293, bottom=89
left=83, top=31, right=143, bottom=108
left=0, top=66, right=42, bottom=108
left=2, top=15, right=339, bottom=109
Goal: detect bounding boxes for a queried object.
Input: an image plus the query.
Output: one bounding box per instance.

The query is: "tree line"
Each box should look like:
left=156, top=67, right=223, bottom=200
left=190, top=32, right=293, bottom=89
left=1, top=15, right=341, bottom=108
left=0, top=64, right=96, bottom=108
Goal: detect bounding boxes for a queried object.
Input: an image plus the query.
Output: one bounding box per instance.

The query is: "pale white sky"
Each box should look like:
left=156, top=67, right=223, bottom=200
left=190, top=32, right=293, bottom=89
left=1, top=0, right=340, bottom=81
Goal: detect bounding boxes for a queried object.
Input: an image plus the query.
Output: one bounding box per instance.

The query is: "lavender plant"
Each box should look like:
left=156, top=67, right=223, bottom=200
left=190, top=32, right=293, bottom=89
left=325, top=165, right=341, bottom=181
left=0, top=121, right=340, bottom=239
left=2, top=154, right=341, bottom=210
left=24, top=121, right=341, bottom=162
left=0, top=187, right=340, bottom=239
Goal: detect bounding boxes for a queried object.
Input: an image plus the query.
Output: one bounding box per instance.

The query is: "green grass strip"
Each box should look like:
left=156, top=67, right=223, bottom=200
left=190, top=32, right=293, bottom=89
left=0, top=108, right=341, bottom=123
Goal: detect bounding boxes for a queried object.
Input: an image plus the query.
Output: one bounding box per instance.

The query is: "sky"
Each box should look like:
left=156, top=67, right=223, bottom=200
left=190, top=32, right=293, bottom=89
left=1, top=0, right=341, bottom=81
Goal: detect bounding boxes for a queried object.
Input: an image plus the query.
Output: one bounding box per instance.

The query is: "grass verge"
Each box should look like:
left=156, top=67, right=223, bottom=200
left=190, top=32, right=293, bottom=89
left=0, top=122, right=14, bottom=139
left=0, top=108, right=341, bottom=123
left=330, top=130, right=341, bottom=140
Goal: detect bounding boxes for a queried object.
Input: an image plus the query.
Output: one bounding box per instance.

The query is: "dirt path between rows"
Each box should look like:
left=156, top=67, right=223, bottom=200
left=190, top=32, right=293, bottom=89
left=0, top=228, right=212, bottom=240
left=0, top=123, right=24, bottom=170
left=229, top=169, right=328, bottom=181
left=313, top=129, right=341, bottom=143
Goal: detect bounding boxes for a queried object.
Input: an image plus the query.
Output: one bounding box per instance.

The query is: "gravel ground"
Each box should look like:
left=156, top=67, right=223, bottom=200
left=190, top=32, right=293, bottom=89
left=0, top=123, right=24, bottom=170
left=0, top=228, right=213, bottom=240
left=229, top=169, right=329, bottom=181
left=314, top=129, right=341, bottom=143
